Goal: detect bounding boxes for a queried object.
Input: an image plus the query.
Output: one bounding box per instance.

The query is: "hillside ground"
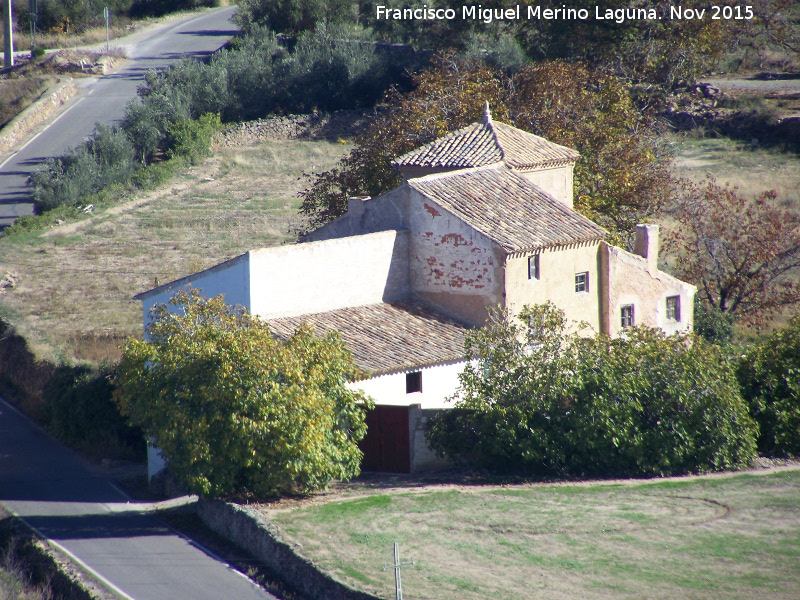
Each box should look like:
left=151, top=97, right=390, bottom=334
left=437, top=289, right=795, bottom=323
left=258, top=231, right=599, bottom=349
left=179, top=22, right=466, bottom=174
left=0, top=137, right=348, bottom=364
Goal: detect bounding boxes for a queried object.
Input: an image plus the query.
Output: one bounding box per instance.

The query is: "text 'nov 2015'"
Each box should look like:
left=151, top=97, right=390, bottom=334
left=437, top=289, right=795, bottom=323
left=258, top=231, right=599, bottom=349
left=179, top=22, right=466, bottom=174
left=374, top=5, right=754, bottom=25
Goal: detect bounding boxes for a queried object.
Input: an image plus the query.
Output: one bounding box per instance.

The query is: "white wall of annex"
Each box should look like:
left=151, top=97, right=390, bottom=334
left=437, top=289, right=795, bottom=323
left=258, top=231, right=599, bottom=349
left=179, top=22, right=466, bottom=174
left=140, top=255, right=250, bottom=334
left=249, top=230, right=410, bottom=319
left=353, top=361, right=466, bottom=409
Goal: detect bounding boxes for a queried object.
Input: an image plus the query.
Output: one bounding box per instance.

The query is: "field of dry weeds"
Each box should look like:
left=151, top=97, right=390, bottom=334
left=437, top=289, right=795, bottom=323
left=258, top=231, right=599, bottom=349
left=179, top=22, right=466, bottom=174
left=0, top=138, right=347, bottom=363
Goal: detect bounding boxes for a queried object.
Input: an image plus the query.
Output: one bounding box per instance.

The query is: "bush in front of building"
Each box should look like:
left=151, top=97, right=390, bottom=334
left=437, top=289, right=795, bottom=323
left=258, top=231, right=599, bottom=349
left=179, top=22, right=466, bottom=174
left=737, top=316, right=800, bottom=457
left=426, top=303, right=758, bottom=478
left=114, top=289, right=373, bottom=498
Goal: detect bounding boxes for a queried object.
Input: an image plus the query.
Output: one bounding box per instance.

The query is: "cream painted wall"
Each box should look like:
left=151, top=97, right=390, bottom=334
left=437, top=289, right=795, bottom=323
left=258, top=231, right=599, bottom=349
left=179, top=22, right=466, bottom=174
left=602, top=244, right=695, bottom=337
left=517, top=165, right=574, bottom=208
left=249, top=230, right=409, bottom=319
left=505, top=242, right=602, bottom=332
left=353, top=361, right=466, bottom=409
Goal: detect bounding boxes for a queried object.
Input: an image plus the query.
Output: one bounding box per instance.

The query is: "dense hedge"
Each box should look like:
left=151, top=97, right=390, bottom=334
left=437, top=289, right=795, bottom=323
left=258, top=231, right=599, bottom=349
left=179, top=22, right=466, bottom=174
left=0, top=320, right=144, bottom=461
left=44, top=366, right=145, bottom=460
left=427, top=304, right=758, bottom=478
left=738, top=316, right=800, bottom=457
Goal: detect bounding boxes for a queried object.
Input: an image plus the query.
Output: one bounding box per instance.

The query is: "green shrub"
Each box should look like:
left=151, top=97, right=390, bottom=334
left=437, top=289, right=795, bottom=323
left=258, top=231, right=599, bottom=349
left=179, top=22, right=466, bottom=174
left=693, top=296, right=735, bottom=345
left=233, top=0, right=354, bottom=34
left=43, top=365, right=145, bottom=461
left=114, top=290, right=372, bottom=498
left=31, top=46, right=46, bottom=59
left=737, top=316, right=800, bottom=457
left=30, top=124, right=137, bottom=212
left=165, top=113, right=221, bottom=164
left=427, top=304, right=758, bottom=477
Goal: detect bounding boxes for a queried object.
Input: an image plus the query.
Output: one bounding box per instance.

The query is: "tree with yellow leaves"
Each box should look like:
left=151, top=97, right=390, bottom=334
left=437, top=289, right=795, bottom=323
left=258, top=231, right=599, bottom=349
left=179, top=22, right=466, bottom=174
left=114, top=289, right=372, bottom=498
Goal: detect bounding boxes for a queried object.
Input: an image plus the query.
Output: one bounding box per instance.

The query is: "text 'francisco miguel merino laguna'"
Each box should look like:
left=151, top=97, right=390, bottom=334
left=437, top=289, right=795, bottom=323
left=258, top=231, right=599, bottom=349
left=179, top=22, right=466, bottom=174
left=375, top=5, right=755, bottom=24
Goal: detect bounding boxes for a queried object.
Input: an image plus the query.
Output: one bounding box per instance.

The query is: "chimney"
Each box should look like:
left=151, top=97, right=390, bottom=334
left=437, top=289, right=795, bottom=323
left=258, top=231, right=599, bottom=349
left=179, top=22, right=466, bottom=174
left=634, top=224, right=659, bottom=272
left=347, top=196, right=369, bottom=217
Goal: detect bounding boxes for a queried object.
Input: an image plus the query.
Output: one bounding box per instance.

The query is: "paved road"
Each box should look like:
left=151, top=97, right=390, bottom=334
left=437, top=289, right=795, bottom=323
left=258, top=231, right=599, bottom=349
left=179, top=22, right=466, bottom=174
left=0, top=397, right=277, bottom=600
left=0, top=6, right=238, bottom=227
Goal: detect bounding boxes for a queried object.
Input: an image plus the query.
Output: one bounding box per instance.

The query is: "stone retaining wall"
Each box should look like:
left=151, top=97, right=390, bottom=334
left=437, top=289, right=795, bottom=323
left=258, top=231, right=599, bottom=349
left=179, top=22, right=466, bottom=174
left=0, top=77, right=78, bottom=155
left=196, top=499, right=383, bottom=600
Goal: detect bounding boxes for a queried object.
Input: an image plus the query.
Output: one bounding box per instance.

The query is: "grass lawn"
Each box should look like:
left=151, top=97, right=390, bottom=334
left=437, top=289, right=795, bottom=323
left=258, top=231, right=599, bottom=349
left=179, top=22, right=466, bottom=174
left=0, top=138, right=347, bottom=364
left=264, top=468, right=800, bottom=600
left=669, top=134, right=800, bottom=210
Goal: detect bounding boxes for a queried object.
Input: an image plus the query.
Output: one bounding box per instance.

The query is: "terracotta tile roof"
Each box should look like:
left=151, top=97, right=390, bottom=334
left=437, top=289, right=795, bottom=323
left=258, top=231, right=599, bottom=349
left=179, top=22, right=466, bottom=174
left=392, top=113, right=580, bottom=170
left=265, top=301, right=470, bottom=375
left=408, top=165, right=608, bottom=253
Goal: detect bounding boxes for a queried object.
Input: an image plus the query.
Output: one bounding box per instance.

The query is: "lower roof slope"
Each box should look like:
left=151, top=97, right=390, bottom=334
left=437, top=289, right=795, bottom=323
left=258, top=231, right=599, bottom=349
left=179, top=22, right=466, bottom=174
left=266, top=300, right=471, bottom=376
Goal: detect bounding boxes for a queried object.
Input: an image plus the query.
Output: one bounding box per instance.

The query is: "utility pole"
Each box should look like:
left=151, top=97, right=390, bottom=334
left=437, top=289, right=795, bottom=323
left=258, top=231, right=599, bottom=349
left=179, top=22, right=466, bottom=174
left=28, top=0, right=36, bottom=54
left=103, top=6, right=109, bottom=53
left=383, top=542, right=414, bottom=600
left=2, top=0, right=14, bottom=68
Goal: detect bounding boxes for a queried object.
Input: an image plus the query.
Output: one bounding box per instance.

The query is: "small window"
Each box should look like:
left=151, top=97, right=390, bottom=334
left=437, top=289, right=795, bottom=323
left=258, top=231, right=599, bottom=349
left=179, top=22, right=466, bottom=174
left=621, top=305, right=635, bottom=328
left=575, top=272, right=589, bottom=293
left=406, top=371, right=422, bottom=394
left=666, top=295, right=681, bottom=321
left=528, top=255, right=540, bottom=280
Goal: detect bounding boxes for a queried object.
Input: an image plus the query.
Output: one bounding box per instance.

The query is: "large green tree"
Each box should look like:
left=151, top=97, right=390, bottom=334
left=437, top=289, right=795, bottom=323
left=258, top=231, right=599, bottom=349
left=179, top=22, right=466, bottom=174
left=738, top=316, right=800, bottom=457
left=427, top=303, right=757, bottom=477
left=299, top=57, right=673, bottom=240
left=114, top=289, right=372, bottom=498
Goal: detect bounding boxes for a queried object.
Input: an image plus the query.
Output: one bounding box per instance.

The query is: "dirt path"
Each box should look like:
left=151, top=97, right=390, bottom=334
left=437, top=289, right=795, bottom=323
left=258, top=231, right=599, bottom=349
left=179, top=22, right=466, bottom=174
left=703, top=73, right=800, bottom=95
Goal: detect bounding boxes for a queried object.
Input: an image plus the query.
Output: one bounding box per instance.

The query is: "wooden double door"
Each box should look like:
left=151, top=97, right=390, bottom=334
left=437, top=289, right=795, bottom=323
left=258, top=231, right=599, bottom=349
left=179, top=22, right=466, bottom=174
left=359, top=405, right=411, bottom=473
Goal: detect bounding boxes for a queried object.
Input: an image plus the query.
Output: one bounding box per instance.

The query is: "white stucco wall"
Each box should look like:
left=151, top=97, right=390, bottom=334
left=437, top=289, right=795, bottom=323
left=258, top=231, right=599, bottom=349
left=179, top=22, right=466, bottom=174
left=353, top=361, right=465, bottom=409
left=139, top=254, right=251, bottom=333
left=249, top=230, right=410, bottom=319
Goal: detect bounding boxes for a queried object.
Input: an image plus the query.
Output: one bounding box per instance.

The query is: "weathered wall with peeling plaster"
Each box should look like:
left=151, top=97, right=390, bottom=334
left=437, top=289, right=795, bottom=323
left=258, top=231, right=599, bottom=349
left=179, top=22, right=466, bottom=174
left=406, top=190, right=504, bottom=326
left=601, top=243, right=695, bottom=337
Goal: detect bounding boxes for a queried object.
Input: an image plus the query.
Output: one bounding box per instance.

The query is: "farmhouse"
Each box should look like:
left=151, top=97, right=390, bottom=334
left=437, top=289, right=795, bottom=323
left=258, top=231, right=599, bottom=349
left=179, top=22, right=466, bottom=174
left=135, top=106, right=695, bottom=475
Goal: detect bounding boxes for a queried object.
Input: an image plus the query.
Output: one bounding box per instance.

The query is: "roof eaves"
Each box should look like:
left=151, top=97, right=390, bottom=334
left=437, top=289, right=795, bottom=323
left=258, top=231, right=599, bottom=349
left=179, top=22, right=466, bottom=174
left=368, top=356, right=468, bottom=377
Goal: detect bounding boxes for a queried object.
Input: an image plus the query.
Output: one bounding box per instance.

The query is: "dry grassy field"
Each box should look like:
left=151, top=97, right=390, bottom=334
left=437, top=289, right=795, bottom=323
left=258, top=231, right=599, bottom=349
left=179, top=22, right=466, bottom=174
left=670, top=134, right=800, bottom=208
left=0, top=138, right=347, bottom=364
left=264, top=467, right=800, bottom=600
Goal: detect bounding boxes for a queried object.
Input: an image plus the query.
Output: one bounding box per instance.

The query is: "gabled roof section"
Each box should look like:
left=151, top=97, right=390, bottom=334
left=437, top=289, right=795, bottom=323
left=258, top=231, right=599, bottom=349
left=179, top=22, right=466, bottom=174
left=392, top=105, right=580, bottom=171
left=265, top=301, right=470, bottom=375
left=407, top=165, right=608, bottom=253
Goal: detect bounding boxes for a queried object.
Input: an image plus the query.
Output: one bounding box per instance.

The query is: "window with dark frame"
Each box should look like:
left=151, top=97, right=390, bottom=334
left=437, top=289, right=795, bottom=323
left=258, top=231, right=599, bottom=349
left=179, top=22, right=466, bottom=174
left=621, top=305, right=635, bottom=328
left=406, top=371, right=422, bottom=394
left=666, top=295, right=681, bottom=321
left=528, top=254, right=540, bottom=280
left=575, top=271, right=589, bottom=293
